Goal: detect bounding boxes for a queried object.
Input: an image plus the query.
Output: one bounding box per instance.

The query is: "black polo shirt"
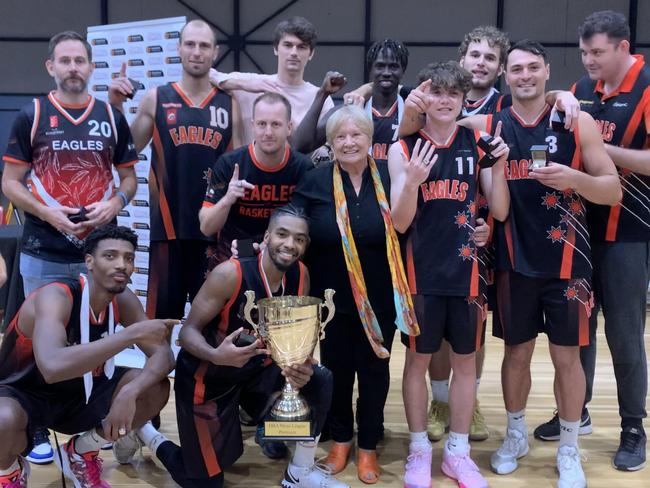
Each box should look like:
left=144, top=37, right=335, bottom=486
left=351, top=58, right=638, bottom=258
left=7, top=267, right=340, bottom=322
left=291, top=161, right=394, bottom=315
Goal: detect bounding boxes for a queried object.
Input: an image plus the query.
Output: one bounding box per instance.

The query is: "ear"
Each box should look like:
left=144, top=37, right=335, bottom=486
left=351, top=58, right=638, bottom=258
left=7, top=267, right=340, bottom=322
left=545, top=63, right=550, bottom=81
left=212, top=45, right=219, bottom=63
left=286, top=119, right=293, bottom=135
left=45, top=59, right=55, bottom=77
left=497, top=63, right=504, bottom=78
left=84, top=253, right=94, bottom=270
left=274, top=46, right=279, bottom=57
left=308, top=48, right=314, bottom=62
left=263, top=229, right=270, bottom=244
left=618, top=39, right=631, bottom=54
left=459, top=55, right=466, bottom=68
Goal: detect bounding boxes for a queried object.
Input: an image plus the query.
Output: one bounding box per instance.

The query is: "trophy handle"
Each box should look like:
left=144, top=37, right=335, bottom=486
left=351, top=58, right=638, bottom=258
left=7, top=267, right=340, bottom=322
left=243, top=290, right=260, bottom=334
left=319, top=289, right=336, bottom=339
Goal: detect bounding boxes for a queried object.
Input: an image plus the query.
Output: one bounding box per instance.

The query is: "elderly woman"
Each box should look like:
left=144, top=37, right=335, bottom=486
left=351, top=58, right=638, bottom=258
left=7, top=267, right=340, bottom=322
left=292, top=105, right=418, bottom=484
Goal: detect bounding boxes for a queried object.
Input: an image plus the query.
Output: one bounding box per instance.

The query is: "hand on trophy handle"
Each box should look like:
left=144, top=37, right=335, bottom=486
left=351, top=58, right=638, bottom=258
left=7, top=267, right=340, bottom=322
left=282, top=358, right=315, bottom=389
left=211, top=327, right=269, bottom=368
left=243, top=291, right=261, bottom=335
left=319, top=289, right=336, bottom=340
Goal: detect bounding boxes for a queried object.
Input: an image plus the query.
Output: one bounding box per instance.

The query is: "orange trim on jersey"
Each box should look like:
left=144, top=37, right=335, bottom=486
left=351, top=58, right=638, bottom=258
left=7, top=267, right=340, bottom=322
left=485, top=114, right=493, bottom=134
left=495, top=95, right=504, bottom=112
left=406, top=236, right=417, bottom=294
left=399, top=140, right=411, bottom=159
left=475, top=302, right=485, bottom=351
left=371, top=101, right=397, bottom=118
left=31, top=98, right=41, bottom=144
left=595, top=55, right=645, bottom=100
left=578, top=301, right=589, bottom=346
left=509, top=105, right=550, bottom=128
left=469, top=255, right=479, bottom=297
left=47, top=92, right=95, bottom=125
left=297, top=261, right=306, bottom=295
left=620, top=86, right=650, bottom=148
left=190, top=362, right=223, bottom=476
left=605, top=205, right=622, bottom=242
left=218, top=259, right=242, bottom=334
left=570, top=82, right=577, bottom=95
left=2, top=156, right=30, bottom=166
left=116, top=159, right=138, bottom=168
left=172, top=82, right=218, bottom=109
left=248, top=143, right=290, bottom=172
left=417, top=127, right=459, bottom=149
left=504, top=220, right=515, bottom=268
left=560, top=126, right=583, bottom=278
left=151, top=126, right=177, bottom=240
left=202, top=201, right=215, bottom=208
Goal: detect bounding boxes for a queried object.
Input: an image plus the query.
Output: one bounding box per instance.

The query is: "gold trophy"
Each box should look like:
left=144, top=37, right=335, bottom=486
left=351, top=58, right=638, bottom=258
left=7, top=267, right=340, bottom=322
left=243, top=289, right=335, bottom=440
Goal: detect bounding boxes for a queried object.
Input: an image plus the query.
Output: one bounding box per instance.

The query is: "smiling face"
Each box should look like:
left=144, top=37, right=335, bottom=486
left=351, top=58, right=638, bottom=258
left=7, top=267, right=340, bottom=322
left=46, top=39, right=93, bottom=95
left=264, top=214, right=309, bottom=272
left=178, top=22, right=218, bottom=79
left=460, top=39, right=503, bottom=90
left=330, top=118, right=372, bottom=167
left=85, top=238, right=135, bottom=294
left=370, top=48, right=404, bottom=96
left=505, top=48, right=549, bottom=102
left=424, top=85, right=464, bottom=123
left=579, top=33, right=628, bottom=83
left=252, top=100, right=292, bottom=156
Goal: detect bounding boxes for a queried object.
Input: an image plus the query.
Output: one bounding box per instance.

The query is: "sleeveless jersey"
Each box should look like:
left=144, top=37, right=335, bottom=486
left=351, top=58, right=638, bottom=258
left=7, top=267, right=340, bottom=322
left=0, top=277, right=119, bottom=395
left=175, top=255, right=306, bottom=385
left=150, top=82, right=233, bottom=241
left=462, top=88, right=511, bottom=118
left=203, top=144, right=312, bottom=263
left=488, top=106, right=591, bottom=279
left=399, top=126, right=485, bottom=297
left=2, top=93, right=137, bottom=262
left=572, top=54, right=650, bottom=242
left=370, top=99, right=401, bottom=163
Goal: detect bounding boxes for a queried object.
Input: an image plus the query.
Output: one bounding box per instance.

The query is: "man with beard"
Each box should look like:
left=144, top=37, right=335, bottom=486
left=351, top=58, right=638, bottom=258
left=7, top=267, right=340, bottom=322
left=109, top=19, right=243, bottom=326
left=0, top=225, right=175, bottom=488
left=129, top=206, right=346, bottom=488
left=2, top=30, right=138, bottom=463
left=199, top=92, right=312, bottom=268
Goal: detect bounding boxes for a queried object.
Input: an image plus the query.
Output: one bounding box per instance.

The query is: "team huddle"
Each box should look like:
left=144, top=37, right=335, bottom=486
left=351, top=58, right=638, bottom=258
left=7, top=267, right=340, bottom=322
left=0, top=8, right=648, bottom=488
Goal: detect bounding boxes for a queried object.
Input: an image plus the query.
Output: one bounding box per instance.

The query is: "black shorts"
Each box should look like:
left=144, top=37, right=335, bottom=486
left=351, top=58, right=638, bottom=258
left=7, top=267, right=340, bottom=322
left=146, top=240, right=211, bottom=320
left=401, top=294, right=486, bottom=354
left=0, top=367, right=129, bottom=455
left=493, top=271, right=592, bottom=346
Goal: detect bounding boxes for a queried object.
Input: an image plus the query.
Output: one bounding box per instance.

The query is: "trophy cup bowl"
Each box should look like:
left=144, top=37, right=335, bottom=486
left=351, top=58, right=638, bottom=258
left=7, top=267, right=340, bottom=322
left=244, top=289, right=335, bottom=429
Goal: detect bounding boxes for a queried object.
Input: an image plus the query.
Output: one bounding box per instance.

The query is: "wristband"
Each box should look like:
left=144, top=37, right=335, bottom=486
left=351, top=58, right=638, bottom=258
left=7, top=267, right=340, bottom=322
left=116, top=191, right=129, bottom=208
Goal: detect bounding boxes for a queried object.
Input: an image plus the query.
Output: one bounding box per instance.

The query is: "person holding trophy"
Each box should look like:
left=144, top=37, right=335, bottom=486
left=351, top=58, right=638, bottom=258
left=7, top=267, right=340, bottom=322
left=292, top=105, right=419, bottom=484
left=137, top=205, right=348, bottom=488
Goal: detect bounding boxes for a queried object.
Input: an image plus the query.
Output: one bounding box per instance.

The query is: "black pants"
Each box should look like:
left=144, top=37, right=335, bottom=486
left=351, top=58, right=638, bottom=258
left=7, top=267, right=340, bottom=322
left=319, top=309, right=396, bottom=450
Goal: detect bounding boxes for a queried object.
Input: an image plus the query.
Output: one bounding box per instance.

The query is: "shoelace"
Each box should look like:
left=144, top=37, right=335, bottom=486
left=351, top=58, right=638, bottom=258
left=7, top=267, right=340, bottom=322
left=32, top=429, right=50, bottom=446
left=405, top=450, right=431, bottom=473
left=500, top=431, right=525, bottom=455
left=448, top=453, right=479, bottom=473
left=0, top=470, right=24, bottom=488
left=557, top=448, right=580, bottom=471
left=621, top=431, right=643, bottom=453
left=472, top=407, right=486, bottom=426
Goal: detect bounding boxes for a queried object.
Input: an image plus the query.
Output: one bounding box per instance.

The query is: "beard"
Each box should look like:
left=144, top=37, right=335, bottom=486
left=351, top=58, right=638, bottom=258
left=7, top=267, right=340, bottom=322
left=61, top=76, right=87, bottom=94
left=106, top=282, right=128, bottom=294
left=268, top=246, right=296, bottom=272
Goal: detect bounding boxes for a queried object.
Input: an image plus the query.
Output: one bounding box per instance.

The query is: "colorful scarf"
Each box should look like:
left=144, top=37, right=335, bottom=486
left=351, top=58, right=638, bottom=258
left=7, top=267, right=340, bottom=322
left=333, top=156, right=420, bottom=358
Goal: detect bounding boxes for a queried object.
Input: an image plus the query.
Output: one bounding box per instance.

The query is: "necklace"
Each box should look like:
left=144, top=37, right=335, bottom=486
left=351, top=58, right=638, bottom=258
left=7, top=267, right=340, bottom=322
left=259, top=250, right=285, bottom=297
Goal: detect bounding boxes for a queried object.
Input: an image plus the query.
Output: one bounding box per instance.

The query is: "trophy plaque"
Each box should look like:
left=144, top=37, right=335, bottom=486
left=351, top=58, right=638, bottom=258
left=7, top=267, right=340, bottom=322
left=243, top=289, right=335, bottom=440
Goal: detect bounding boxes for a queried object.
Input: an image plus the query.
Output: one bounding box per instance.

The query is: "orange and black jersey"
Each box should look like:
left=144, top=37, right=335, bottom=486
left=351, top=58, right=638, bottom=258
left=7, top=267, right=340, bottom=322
left=2, top=93, right=137, bottom=262
left=370, top=99, right=402, bottom=163
left=399, top=126, right=486, bottom=297
left=150, top=82, right=233, bottom=242
left=462, top=88, right=511, bottom=118
left=572, top=55, right=650, bottom=242
left=487, top=106, right=590, bottom=279
left=203, top=144, right=312, bottom=263
left=174, top=255, right=306, bottom=390
left=0, top=277, right=119, bottom=395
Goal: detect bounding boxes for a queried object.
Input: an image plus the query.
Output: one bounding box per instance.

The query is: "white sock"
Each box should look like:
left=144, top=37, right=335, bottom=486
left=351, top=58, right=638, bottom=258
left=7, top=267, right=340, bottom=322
left=0, top=458, right=20, bottom=476
left=74, top=429, right=109, bottom=454
left=138, top=421, right=169, bottom=453
left=431, top=380, right=449, bottom=403
left=506, top=409, right=527, bottom=434
left=409, top=431, right=431, bottom=452
left=446, top=431, right=470, bottom=455
left=475, top=378, right=481, bottom=395
left=559, top=418, right=580, bottom=448
left=291, top=434, right=320, bottom=468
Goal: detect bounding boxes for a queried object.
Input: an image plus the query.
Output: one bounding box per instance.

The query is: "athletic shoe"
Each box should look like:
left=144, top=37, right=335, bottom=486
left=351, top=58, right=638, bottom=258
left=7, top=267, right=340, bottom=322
left=556, top=445, right=586, bottom=488
left=533, top=409, right=592, bottom=441
left=469, top=401, right=489, bottom=441
left=0, top=457, right=29, bottom=488
left=403, top=447, right=432, bottom=488
left=426, top=400, right=449, bottom=442
left=26, top=428, right=54, bottom=464
left=112, top=431, right=143, bottom=464
left=613, top=426, right=646, bottom=471
left=99, top=443, right=112, bottom=451
left=54, top=435, right=110, bottom=488
left=441, top=447, right=487, bottom=488
left=490, top=428, right=529, bottom=475
left=281, top=462, right=349, bottom=488
left=255, top=424, right=289, bottom=459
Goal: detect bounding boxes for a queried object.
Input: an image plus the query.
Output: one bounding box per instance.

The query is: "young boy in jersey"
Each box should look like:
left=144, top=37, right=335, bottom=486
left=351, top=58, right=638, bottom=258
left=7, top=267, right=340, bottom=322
left=0, top=225, right=175, bottom=488
left=388, top=61, right=510, bottom=488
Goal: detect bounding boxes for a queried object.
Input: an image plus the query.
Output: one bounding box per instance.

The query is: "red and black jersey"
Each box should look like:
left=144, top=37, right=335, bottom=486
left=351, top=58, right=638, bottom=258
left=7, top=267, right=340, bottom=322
left=2, top=93, right=137, bottom=262
left=0, top=277, right=119, bottom=395
left=203, top=143, right=312, bottom=264
left=399, top=126, right=486, bottom=297
left=370, top=99, right=401, bottom=163
left=572, top=55, right=650, bottom=242
left=175, top=255, right=306, bottom=390
left=150, top=82, right=233, bottom=242
left=462, top=88, right=511, bottom=118
left=487, top=106, right=591, bottom=279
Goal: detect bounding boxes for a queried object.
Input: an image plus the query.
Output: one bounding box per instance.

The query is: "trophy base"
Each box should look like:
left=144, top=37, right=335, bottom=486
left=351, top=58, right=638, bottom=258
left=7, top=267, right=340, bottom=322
left=261, top=411, right=317, bottom=442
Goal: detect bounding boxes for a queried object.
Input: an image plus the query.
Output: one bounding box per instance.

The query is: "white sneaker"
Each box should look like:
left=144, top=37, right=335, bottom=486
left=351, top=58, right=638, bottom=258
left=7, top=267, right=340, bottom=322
left=281, top=462, right=349, bottom=488
left=490, top=428, right=529, bottom=474
left=557, top=445, right=586, bottom=488
left=112, top=432, right=143, bottom=464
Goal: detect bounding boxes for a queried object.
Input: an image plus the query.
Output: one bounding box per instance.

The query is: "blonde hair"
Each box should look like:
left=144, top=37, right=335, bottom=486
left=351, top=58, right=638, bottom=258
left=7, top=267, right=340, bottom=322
left=325, top=106, right=374, bottom=145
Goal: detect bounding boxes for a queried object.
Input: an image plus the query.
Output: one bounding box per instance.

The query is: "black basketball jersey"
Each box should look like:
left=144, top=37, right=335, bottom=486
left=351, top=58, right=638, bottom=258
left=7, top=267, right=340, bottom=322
left=2, top=93, right=137, bottom=262
left=572, top=55, right=650, bottom=242
left=370, top=99, right=401, bottom=163
left=399, top=126, right=485, bottom=297
left=0, top=277, right=119, bottom=395
left=150, top=82, right=233, bottom=241
left=462, top=89, right=511, bottom=118
left=175, top=255, right=306, bottom=384
left=203, top=144, right=312, bottom=263
left=487, top=106, right=591, bottom=279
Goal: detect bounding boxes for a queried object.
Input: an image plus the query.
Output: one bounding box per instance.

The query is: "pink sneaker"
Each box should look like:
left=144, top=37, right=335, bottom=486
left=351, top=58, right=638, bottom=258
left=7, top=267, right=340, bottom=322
left=404, top=447, right=432, bottom=488
left=441, top=447, right=487, bottom=488
left=0, top=457, right=29, bottom=488
left=54, top=435, right=111, bottom=488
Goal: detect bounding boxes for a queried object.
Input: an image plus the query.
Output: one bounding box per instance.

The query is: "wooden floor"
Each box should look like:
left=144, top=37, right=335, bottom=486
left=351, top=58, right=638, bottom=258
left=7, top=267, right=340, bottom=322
left=29, top=312, right=649, bottom=487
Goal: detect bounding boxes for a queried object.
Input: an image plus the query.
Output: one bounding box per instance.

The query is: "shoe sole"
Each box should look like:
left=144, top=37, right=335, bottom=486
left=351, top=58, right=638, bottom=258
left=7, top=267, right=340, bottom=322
left=25, top=455, right=54, bottom=465
left=53, top=444, right=82, bottom=488
left=469, top=432, right=489, bottom=442
left=427, top=425, right=449, bottom=442
left=441, top=464, right=488, bottom=488
left=612, top=459, right=647, bottom=471
left=490, top=445, right=530, bottom=475
left=534, top=425, right=593, bottom=442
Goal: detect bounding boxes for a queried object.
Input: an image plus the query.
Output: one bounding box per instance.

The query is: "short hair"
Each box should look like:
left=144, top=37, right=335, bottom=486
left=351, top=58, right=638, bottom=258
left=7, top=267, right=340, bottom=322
left=579, top=10, right=630, bottom=42
left=268, top=203, right=310, bottom=231
left=366, top=39, right=409, bottom=74
left=252, top=92, right=292, bottom=121
left=458, top=25, right=510, bottom=65
left=325, top=106, right=374, bottom=146
left=83, top=225, right=138, bottom=256
left=180, top=19, right=218, bottom=47
left=417, top=61, right=472, bottom=96
left=273, top=16, right=317, bottom=51
left=48, top=31, right=92, bottom=62
left=507, top=39, right=548, bottom=67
